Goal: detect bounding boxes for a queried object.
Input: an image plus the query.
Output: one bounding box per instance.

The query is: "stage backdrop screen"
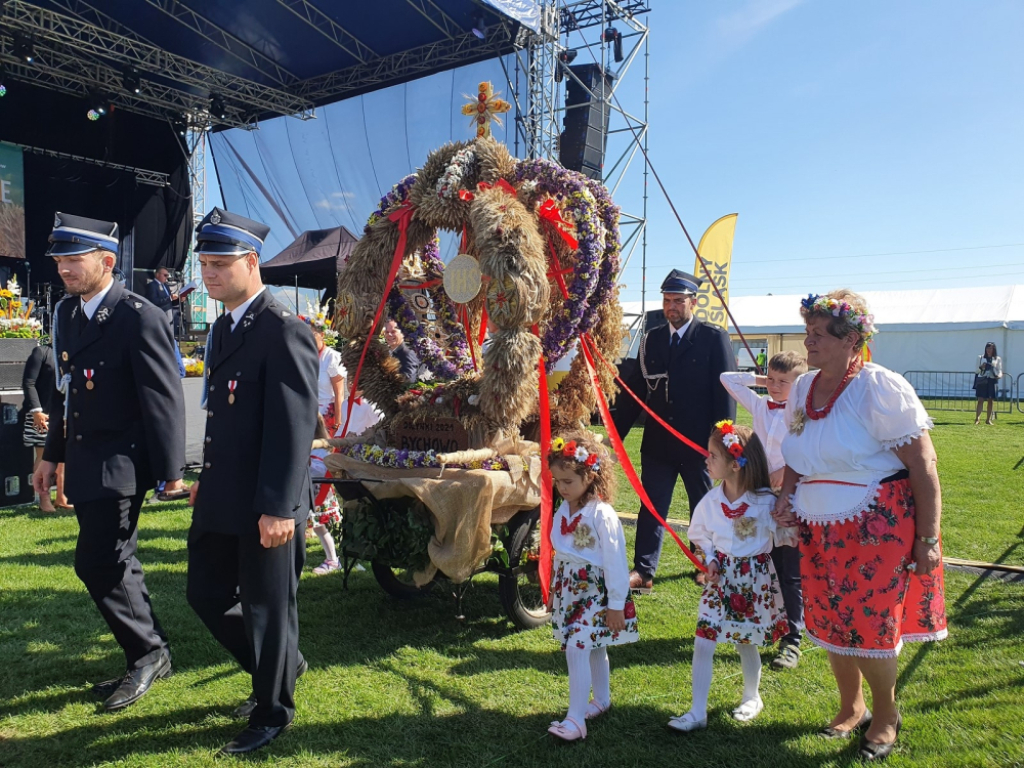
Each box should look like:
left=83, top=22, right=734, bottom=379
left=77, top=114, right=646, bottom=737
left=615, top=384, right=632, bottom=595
left=0, top=143, right=26, bottom=262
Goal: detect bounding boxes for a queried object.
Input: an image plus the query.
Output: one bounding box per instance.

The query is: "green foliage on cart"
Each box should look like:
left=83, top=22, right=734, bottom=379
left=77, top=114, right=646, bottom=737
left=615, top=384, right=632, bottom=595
left=340, top=497, right=433, bottom=572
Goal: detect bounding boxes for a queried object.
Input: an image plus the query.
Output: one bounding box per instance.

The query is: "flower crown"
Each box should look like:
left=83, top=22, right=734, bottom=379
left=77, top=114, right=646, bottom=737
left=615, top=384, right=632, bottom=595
left=550, top=437, right=601, bottom=472
left=300, top=301, right=340, bottom=346
left=800, top=294, right=877, bottom=342
left=714, top=420, right=747, bottom=468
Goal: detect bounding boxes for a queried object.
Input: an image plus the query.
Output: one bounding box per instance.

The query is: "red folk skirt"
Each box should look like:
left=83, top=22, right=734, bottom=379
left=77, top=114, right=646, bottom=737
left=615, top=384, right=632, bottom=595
left=799, top=476, right=947, bottom=658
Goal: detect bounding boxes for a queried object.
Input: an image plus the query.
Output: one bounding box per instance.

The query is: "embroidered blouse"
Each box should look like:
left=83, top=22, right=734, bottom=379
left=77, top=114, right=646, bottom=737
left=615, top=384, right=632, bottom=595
left=719, top=371, right=788, bottom=473
left=782, top=363, right=933, bottom=524
left=688, top=485, right=778, bottom=563
left=551, top=498, right=630, bottom=611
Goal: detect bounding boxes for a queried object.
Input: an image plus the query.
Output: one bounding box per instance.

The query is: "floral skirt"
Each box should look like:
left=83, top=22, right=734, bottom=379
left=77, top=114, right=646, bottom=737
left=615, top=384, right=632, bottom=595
left=696, top=551, right=789, bottom=646
left=551, top=559, right=639, bottom=651
left=306, top=486, right=341, bottom=528
left=799, top=477, right=947, bottom=658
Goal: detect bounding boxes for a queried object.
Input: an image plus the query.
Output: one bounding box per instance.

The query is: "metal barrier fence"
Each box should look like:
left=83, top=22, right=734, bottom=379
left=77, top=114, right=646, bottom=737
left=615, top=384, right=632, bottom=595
left=903, top=370, right=1017, bottom=413
left=1018, top=373, right=1024, bottom=414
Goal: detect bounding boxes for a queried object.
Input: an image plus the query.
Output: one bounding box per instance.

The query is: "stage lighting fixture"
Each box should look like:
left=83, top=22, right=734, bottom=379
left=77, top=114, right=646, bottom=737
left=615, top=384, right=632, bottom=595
left=558, top=49, right=578, bottom=65
left=172, top=115, right=188, bottom=137
left=471, top=15, right=487, bottom=39
left=86, top=91, right=109, bottom=120
left=122, top=66, right=141, bottom=94
left=209, top=93, right=227, bottom=119
left=13, top=33, right=34, bottom=63
left=602, top=26, right=624, bottom=63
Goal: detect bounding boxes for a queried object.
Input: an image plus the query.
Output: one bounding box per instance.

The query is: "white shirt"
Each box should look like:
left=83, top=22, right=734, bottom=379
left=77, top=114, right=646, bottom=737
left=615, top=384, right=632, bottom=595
left=551, top=498, right=630, bottom=610
left=688, top=485, right=778, bottom=562
left=976, top=355, right=1003, bottom=379
left=227, top=286, right=267, bottom=331
left=81, top=278, right=115, bottom=319
left=334, top=397, right=382, bottom=438
left=719, top=372, right=788, bottom=473
left=317, top=346, right=344, bottom=411
left=782, top=363, right=933, bottom=524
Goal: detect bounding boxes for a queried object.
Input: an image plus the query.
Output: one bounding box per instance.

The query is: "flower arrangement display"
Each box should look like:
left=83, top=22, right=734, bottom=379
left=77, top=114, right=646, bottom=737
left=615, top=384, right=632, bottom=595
left=339, top=441, right=511, bottom=472
left=0, top=276, right=42, bottom=339
left=182, top=358, right=205, bottom=378
left=334, top=128, right=622, bottom=447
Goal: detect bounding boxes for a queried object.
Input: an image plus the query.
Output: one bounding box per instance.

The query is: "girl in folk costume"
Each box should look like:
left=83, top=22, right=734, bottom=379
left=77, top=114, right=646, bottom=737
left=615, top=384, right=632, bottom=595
left=668, top=423, right=792, bottom=733
left=548, top=431, right=638, bottom=742
left=308, top=415, right=344, bottom=575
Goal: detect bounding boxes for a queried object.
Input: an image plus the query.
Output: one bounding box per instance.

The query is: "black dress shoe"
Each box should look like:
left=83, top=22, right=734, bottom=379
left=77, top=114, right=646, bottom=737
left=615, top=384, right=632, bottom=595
left=219, top=724, right=290, bottom=755
left=819, top=709, right=872, bottom=739
left=103, top=652, right=172, bottom=711
left=231, top=657, right=308, bottom=720
left=858, top=713, right=902, bottom=761
left=91, top=675, right=125, bottom=698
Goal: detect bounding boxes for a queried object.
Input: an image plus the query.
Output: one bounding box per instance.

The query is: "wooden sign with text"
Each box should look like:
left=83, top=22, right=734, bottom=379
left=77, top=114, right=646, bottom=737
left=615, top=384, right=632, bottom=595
left=392, top=416, right=470, bottom=453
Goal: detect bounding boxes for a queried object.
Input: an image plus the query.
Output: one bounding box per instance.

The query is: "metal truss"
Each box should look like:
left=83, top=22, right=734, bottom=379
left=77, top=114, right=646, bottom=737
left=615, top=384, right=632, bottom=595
left=9, top=142, right=170, bottom=186
left=184, top=127, right=211, bottom=331
left=1, top=0, right=315, bottom=124
left=274, top=0, right=377, bottom=64
left=508, top=1, right=561, bottom=161
left=296, top=18, right=520, bottom=102
left=403, top=0, right=462, bottom=39
left=559, top=0, right=649, bottom=32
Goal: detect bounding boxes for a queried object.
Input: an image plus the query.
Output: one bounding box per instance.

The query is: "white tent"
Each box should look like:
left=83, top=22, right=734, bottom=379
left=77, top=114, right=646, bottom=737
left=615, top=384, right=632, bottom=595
left=621, top=285, right=1023, bottom=387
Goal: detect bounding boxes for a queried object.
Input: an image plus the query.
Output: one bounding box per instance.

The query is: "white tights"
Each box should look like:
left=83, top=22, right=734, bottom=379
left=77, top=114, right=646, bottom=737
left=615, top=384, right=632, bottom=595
left=312, top=524, right=338, bottom=562
left=688, top=637, right=762, bottom=719
left=565, top=646, right=610, bottom=723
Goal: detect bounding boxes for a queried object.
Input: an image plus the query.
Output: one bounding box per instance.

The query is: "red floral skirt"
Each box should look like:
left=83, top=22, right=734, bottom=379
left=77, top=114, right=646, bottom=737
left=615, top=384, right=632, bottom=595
left=322, top=403, right=338, bottom=437
left=799, top=477, right=947, bottom=658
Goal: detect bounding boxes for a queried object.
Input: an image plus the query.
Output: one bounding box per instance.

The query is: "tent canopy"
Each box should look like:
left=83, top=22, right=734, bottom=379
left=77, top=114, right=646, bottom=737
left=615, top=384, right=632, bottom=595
left=259, top=225, right=359, bottom=292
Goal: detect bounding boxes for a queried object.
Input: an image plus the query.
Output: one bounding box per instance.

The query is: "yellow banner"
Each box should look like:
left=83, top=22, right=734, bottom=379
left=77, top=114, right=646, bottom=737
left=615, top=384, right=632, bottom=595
left=692, top=213, right=738, bottom=329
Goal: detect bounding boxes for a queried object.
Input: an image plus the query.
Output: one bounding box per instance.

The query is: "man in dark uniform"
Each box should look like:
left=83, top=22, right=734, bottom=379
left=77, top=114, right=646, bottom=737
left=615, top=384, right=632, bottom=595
left=33, top=213, right=185, bottom=710
left=186, top=208, right=318, bottom=756
left=613, top=269, right=736, bottom=592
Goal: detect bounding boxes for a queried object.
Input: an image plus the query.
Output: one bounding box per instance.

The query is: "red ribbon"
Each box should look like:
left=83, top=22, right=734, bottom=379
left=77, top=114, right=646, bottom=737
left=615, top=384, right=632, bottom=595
left=460, top=304, right=478, bottom=373
left=538, top=199, right=579, bottom=249
left=340, top=200, right=413, bottom=439
left=579, top=334, right=707, bottom=573
left=313, top=469, right=333, bottom=508
left=533, top=323, right=554, bottom=603
left=477, top=178, right=517, bottom=197
left=546, top=239, right=571, bottom=300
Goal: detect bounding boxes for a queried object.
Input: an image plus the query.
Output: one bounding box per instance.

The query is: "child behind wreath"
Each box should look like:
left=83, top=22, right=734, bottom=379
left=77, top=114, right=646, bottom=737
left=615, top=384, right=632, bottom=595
left=668, top=422, right=794, bottom=733
left=547, top=431, right=638, bottom=742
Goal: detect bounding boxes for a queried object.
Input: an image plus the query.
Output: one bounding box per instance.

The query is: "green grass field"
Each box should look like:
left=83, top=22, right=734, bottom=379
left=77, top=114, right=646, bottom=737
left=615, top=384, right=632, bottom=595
left=1, top=408, right=1022, bottom=767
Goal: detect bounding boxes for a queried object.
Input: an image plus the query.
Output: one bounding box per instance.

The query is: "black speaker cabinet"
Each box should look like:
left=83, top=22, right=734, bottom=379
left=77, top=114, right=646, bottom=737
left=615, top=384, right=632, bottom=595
left=1, top=391, right=34, bottom=506
left=559, top=63, right=613, bottom=181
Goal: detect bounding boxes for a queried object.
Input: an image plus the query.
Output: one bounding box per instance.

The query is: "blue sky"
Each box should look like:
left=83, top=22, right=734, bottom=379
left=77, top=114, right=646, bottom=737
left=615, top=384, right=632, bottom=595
left=619, top=0, right=1024, bottom=302
left=211, top=0, right=1024, bottom=307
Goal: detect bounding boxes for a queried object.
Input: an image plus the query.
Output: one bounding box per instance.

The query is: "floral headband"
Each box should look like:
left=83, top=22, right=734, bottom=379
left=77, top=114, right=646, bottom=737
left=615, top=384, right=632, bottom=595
left=300, top=301, right=340, bottom=346
left=550, top=437, right=601, bottom=472
left=800, top=294, right=877, bottom=342
left=714, top=420, right=747, bottom=468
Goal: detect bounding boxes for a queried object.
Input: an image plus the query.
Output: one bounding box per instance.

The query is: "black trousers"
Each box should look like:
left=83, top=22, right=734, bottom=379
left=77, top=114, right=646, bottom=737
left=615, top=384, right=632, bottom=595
left=634, top=450, right=712, bottom=578
left=186, top=522, right=305, bottom=728
left=73, top=492, right=169, bottom=670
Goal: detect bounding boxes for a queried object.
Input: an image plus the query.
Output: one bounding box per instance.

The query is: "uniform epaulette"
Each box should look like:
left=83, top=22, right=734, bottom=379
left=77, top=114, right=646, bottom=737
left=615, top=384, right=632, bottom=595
left=120, top=291, right=147, bottom=312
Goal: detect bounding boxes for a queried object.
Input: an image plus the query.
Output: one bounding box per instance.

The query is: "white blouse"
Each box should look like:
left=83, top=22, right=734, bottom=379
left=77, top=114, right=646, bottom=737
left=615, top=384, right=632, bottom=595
left=688, top=485, right=778, bottom=562
left=551, top=498, right=630, bottom=610
left=782, top=363, right=933, bottom=524
left=976, top=355, right=1003, bottom=380
left=719, top=371, right=788, bottom=473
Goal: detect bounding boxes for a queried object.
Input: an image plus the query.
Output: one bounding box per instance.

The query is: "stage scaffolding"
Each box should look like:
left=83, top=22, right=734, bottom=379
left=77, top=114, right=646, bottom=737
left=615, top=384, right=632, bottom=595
left=506, top=0, right=651, bottom=312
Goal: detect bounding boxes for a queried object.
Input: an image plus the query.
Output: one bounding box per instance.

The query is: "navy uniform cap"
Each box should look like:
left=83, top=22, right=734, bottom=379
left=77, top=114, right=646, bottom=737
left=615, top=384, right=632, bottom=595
left=195, top=207, right=269, bottom=256
left=660, top=269, right=701, bottom=295
left=48, top=212, right=119, bottom=256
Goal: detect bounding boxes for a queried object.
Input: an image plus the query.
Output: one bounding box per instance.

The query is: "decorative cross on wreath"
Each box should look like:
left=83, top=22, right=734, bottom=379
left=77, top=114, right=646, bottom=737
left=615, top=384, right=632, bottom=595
left=461, top=81, right=511, bottom=138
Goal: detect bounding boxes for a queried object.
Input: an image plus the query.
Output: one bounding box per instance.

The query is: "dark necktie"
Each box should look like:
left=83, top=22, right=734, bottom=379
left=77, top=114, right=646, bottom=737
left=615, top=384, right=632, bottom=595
left=670, top=332, right=681, bottom=358
left=213, top=314, right=233, bottom=360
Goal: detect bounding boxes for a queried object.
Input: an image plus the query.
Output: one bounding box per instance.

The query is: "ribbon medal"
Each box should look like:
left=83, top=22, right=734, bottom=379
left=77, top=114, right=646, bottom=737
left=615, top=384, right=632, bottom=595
left=228, top=380, right=237, bottom=405
left=84, top=369, right=95, bottom=390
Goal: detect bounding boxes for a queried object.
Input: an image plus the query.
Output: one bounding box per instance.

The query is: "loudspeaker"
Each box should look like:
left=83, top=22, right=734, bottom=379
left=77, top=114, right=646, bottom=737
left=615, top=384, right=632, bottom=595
left=559, top=63, right=613, bottom=180
left=1, top=391, right=34, bottom=506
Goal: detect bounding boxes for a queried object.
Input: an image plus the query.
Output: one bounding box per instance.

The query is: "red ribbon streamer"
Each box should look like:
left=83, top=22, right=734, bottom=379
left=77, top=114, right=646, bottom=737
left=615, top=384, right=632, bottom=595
left=546, top=239, right=571, bottom=300
left=460, top=304, right=478, bottom=373
left=533, top=324, right=554, bottom=603
left=477, top=178, right=517, bottom=196
left=579, top=334, right=707, bottom=573
left=313, top=469, right=333, bottom=508
left=340, top=201, right=413, bottom=439
left=585, top=335, right=709, bottom=459
left=538, top=199, right=579, bottom=249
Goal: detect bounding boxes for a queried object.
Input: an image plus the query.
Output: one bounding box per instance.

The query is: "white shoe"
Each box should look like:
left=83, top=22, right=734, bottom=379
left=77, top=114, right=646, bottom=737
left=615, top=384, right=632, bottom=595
left=668, top=711, right=707, bottom=732
left=732, top=697, right=764, bottom=722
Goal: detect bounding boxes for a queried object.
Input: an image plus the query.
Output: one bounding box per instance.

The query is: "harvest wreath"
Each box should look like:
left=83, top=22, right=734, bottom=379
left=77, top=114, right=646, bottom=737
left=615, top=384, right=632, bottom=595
left=333, top=132, right=623, bottom=457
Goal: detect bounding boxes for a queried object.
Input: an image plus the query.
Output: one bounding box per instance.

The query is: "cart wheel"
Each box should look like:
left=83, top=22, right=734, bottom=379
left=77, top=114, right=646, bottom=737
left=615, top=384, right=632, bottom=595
left=499, top=508, right=551, bottom=630
left=371, top=561, right=435, bottom=599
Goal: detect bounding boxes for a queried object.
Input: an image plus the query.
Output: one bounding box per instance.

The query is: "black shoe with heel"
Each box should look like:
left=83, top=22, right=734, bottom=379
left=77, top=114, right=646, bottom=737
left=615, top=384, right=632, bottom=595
left=858, top=713, right=902, bottom=761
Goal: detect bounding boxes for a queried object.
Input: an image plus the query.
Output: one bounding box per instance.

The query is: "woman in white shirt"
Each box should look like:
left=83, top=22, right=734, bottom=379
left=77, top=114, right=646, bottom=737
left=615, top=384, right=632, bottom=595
left=774, top=290, right=946, bottom=762
left=973, top=341, right=1003, bottom=425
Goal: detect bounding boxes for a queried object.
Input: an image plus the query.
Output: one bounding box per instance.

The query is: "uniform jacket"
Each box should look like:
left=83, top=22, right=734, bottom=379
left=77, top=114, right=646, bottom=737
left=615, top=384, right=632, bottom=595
left=145, top=279, right=174, bottom=313
left=612, top=318, right=736, bottom=457
left=193, top=290, right=319, bottom=535
left=43, top=281, right=186, bottom=503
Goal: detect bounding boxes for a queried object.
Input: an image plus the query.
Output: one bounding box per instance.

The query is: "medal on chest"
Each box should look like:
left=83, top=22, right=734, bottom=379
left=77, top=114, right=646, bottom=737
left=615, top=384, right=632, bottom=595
left=228, top=380, right=237, bottom=405
left=84, top=369, right=95, bottom=390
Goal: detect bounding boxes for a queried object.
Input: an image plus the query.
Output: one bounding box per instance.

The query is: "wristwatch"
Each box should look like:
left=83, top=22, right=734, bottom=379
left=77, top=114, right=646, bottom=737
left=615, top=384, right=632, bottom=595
left=916, top=535, right=939, bottom=545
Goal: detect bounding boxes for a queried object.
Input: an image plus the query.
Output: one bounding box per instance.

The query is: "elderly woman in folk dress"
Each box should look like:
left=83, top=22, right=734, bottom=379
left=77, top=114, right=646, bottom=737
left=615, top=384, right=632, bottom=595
left=774, top=289, right=946, bottom=762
